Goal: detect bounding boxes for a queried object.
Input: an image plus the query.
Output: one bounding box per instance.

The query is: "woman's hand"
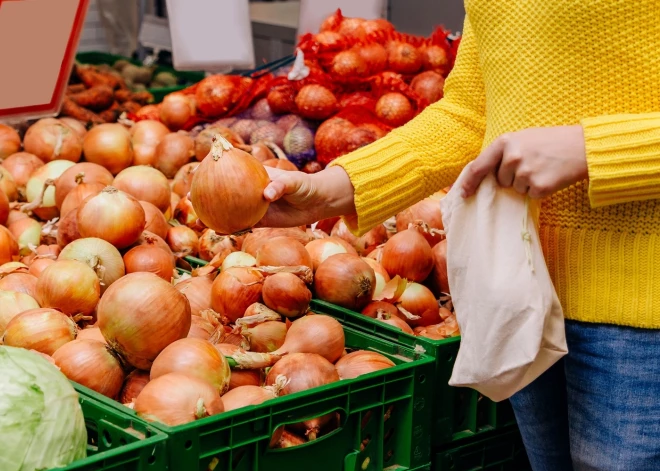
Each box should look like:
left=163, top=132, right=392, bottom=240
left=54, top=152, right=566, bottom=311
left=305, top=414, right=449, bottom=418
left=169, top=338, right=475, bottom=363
left=460, top=125, right=589, bottom=199
left=256, top=166, right=357, bottom=228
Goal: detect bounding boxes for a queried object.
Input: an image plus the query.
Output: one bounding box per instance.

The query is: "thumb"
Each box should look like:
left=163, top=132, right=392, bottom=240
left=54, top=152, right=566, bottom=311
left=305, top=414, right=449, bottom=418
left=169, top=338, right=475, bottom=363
left=263, top=172, right=301, bottom=202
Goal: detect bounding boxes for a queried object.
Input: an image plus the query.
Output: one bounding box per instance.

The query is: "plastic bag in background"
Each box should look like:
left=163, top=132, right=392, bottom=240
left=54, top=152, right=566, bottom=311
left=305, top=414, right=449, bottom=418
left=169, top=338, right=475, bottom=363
left=439, top=171, right=567, bottom=402
left=96, top=0, right=139, bottom=58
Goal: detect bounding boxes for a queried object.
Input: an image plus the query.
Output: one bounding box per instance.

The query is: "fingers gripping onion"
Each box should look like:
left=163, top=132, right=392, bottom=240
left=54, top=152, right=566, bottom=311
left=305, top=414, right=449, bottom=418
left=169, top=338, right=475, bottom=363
left=314, top=254, right=375, bottom=311
left=262, top=272, right=311, bottom=318
left=97, top=272, right=192, bottom=370
left=2, top=308, right=77, bottom=355
left=335, top=351, right=395, bottom=379
left=113, top=166, right=171, bottom=213
left=83, top=123, right=134, bottom=175
left=305, top=237, right=357, bottom=271
left=256, top=236, right=313, bottom=270
left=381, top=229, right=434, bottom=282
left=58, top=237, right=125, bottom=291
left=52, top=339, right=125, bottom=399
left=35, top=259, right=101, bottom=316
left=55, top=162, right=114, bottom=210
left=272, top=314, right=345, bottom=363
left=77, top=187, right=146, bottom=249
left=119, top=370, right=150, bottom=405
left=134, top=372, right=224, bottom=426
left=151, top=338, right=231, bottom=394
left=211, top=267, right=263, bottom=323
left=0, top=290, right=40, bottom=334
left=175, top=275, right=213, bottom=316
left=123, top=245, right=175, bottom=281
left=190, top=136, right=269, bottom=235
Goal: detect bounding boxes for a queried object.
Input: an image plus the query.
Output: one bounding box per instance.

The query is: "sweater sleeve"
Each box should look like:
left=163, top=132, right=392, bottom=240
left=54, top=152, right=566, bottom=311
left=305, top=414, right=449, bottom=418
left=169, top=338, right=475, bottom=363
left=581, top=113, right=660, bottom=207
left=328, top=16, right=487, bottom=235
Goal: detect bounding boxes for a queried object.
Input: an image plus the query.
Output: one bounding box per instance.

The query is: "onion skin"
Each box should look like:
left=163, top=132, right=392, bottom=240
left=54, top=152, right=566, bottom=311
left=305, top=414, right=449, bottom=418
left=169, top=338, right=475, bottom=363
left=123, top=245, right=175, bottom=281
left=195, top=126, right=244, bottom=162
left=83, top=123, right=134, bottom=175
left=190, top=136, right=270, bottom=235
left=242, top=227, right=313, bottom=257
left=427, top=239, right=449, bottom=296
left=221, top=251, right=256, bottom=271
left=167, top=226, right=199, bottom=256
left=411, top=70, right=445, bottom=104
left=52, top=339, right=125, bottom=399
left=221, top=385, right=278, bottom=411
left=305, top=237, right=358, bottom=271
left=160, top=94, right=196, bottom=131
left=97, top=272, right=192, bottom=370
left=361, top=301, right=398, bottom=319
left=77, top=326, right=107, bottom=344
left=140, top=201, right=170, bottom=240
left=175, top=275, right=213, bottom=316
left=266, top=353, right=340, bottom=395
left=155, top=132, right=195, bottom=179
left=24, top=119, right=83, bottom=163
left=57, top=209, right=81, bottom=247
left=151, top=338, right=231, bottom=394
left=335, top=351, right=395, bottom=380
left=114, top=166, right=171, bottom=213
left=211, top=267, right=264, bottom=323
left=0, top=124, right=21, bottom=159
left=243, top=321, right=287, bottom=352
left=60, top=179, right=105, bottom=218
left=35, top=259, right=101, bottom=316
left=199, top=229, right=239, bottom=261
left=0, top=272, right=38, bottom=298
left=119, top=370, right=150, bottom=404
left=172, top=162, right=199, bottom=198
left=60, top=118, right=87, bottom=139
left=58, top=237, right=125, bottom=291
left=0, top=289, right=40, bottom=334
left=8, top=217, right=41, bottom=256
left=376, top=311, right=414, bottom=334
left=398, top=283, right=440, bottom=327
left=396, top=194, right=446, bottom=247
left=262, top=272, right=311, bottom=318
left=173, top=196, right=203, bottom=231
left=314, top=254, right=375, bottom=311
left=134, top=372, right=224, bottom=426
left=214, top=343, right=263, bottom=390
left=26, top=159, right=75, bottom=220
left=381, top=229, right=433, bottom=283
left=256, top=236, right=313, bottom=270
left=2, top=308, right=77, bottom=355
left=77, top=187, right=146, bottom=249
left=187, top=315, right=215, bottom=340
left=331, top=220, right=387, bottom=256
left=130, top=120, right=170, bottom=166
left=272, top=314, right=345, bottom=363
left=0, top=225, right=19, bottom=265
left=55, top=162, right=114, bottom=210
left=362, top=258, right=390, bottom=299
left=1, top=152, right=44, bottom=191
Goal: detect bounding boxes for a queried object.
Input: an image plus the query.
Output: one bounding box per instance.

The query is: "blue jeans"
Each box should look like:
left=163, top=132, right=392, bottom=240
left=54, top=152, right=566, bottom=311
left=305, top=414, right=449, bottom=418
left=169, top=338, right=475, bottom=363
left=510, top=320, right=660, bottom=471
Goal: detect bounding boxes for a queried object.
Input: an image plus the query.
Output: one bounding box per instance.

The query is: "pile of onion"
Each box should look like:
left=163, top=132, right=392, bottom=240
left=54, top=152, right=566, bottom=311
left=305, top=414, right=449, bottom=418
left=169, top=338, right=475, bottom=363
left=190, top=135, right=270, bottom=235
left=314, top=254, right=375, bottom=310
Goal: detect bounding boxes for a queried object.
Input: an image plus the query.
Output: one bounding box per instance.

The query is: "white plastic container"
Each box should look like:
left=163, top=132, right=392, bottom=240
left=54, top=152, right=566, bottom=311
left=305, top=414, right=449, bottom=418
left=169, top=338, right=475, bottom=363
left=297, top=0, right=386, bottom=36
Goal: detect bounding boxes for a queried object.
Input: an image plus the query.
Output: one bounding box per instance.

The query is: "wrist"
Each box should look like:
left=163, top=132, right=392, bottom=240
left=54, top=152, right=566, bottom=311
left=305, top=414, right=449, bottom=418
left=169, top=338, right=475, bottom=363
left=311, top=166, right=357, bottom=219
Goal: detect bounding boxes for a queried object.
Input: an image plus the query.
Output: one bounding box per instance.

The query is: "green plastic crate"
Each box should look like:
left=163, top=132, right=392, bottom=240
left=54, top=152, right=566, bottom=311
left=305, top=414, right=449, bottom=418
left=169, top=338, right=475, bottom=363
left=311, top=300, right=517, bottom=448
left=433, top=428, right=530, bottom=471
left=74, top=323, right=435, bottom=471
left=54, top=390, right=168, bottom=471
left=75, top=52, right=205, bottom=103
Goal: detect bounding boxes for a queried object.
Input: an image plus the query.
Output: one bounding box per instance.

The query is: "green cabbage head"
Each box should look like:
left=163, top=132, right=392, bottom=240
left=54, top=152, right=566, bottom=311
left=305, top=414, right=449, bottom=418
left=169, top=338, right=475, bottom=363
left=0, top=346, right=87, bottom=471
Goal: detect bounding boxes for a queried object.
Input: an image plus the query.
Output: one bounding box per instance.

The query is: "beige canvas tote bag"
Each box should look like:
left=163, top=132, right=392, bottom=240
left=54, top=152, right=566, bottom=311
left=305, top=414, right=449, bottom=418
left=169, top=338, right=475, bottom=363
left=439, top=170, right=568, bottom=402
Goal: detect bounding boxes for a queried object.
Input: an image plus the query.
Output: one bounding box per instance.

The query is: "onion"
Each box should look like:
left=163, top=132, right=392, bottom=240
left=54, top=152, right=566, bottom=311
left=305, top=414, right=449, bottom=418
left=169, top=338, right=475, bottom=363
left=387, top=42, right=422, bottom=74
left=0, top=289, right=40, bottom=334
left=173, top=195, right=203, bottom=231
left=188, top=315, right=215, bottom=340
left=0, top=272, right=37, bottom=297
left=242, top=227, right=313, bottom=257
left=190, top=136, right=269, bottom=235
left=6, top=209, right=28, bottom=226
left=130, top=120, right=170, bottom=166
left=411, top=70, right=445, bottom=104
left=242, top=320, right=287, bottom=352
left=137, top=201, right=169, bottom=240
left=262, top=158, right=298, bottom=171
left=213, top=343, right=263, bottom=390
left=361, top=301, right=399, bottom=319
left=0, top=187, right=7, bottom=225
left=195, top=126, right=244, bottom=161
left=1, top=152, right=44, bottom=192
left=335, top=351, right=395, bottom=379
left=427, top=239, right=449, bottom=296
left=0, top=124, right=21, bottom=159
left=28, top=257, right=54, bottom=277
left=0, top=166, right=18, bottom=201
left=169, top=192, right=180, bottom=217
left=221, top=251, right=256, bottom=271
left=52, top=339, right=125, bottom=399
left=23, top=118, right=82, bottom=163
left=241, top=142, right=275, bottom=163
left=114, top=166, right=171, bottom=212
left=221, top=384, right=280, bottom=411
left=262, top=272, right=311, bottom=318
left=331, top=220, right=387, bottom=256
left=119, top=370, right=150, bottom=404
left=60, top=176, right=105, bottom=218
left=272, top=314, right=345, bottom=363
left=83, top=123, right=134, bottom=174
left=265, top=353, right=340, bottom=439
left=58, top=237, right=125, bottom=291
left=375, top=93, right=414, bottom=128
left=0, top=225, right=19, bottom=265
left=376, top=310, right=414, bottom=334
left=414, top=317, right=459, bottom=340
left=134, top=372, right=224, bottom=426
left=398, top=283, right=440, bottom=327
left=26, top=159, right=75, bottom=220
left=97, top=272, right=192, bottom=369
left=151, top=338, right=231, bottom=393
left=211, top=267, right=263, bottom=323
left=35, top=259, right=100, bottom=316
left=60, top=117, right=88, bottom=139
left=77, top=326, right=107, bottom=343
left=57, top=210, right=80, bottom=248
left=381, top=229, right=433, bottom=282
left=2, top=308, right=77, bottom=355
left=422, top=45, right=449, bottom=71
left=22, top=244, right=58, bottom=265
left=314, top=254, right=375, bottom=311
left=159, top=94, right=196, bottom=131
left=172, top=162, right=199, bottom=198
left=167, top=226, right=199, bottom=256
left=77, top=187, right=146, bottom=249
left=135, top=231, right=174, bottom=257
left=305, top=237, right=357, bottom=272
left=256, top=236, right=312, bottom=270
left=358, top=43, right=388, bottom=73
left=294, top=85, right=338, bottom=121
left=54, top=162, right=114, bottom=210
left=155, top=132, right=195, bottom=179
left=123, top=245, right=175, bottom=281
left=175, top=275, right=213, bottom=316
left=362, top=258, right=390, bottom=299
left=8, top=217, right=41, bottom=255
left=199, top=229, right=239, bottom=261
left=0, top=261, right=28, bottom=275
left=396, top=194, right=446, bottom=246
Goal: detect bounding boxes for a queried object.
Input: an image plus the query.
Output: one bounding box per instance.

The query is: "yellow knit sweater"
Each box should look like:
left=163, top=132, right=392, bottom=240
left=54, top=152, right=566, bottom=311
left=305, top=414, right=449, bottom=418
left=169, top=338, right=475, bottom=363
left=330, top=1, right=660, bottom=329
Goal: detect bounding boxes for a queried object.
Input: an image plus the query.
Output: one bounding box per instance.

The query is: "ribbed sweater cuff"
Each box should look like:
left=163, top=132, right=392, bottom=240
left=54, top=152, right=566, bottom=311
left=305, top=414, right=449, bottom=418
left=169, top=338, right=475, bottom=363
left=582, top=113, right=660, bottom=208
left=329, top=135, right=426, bottom=235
